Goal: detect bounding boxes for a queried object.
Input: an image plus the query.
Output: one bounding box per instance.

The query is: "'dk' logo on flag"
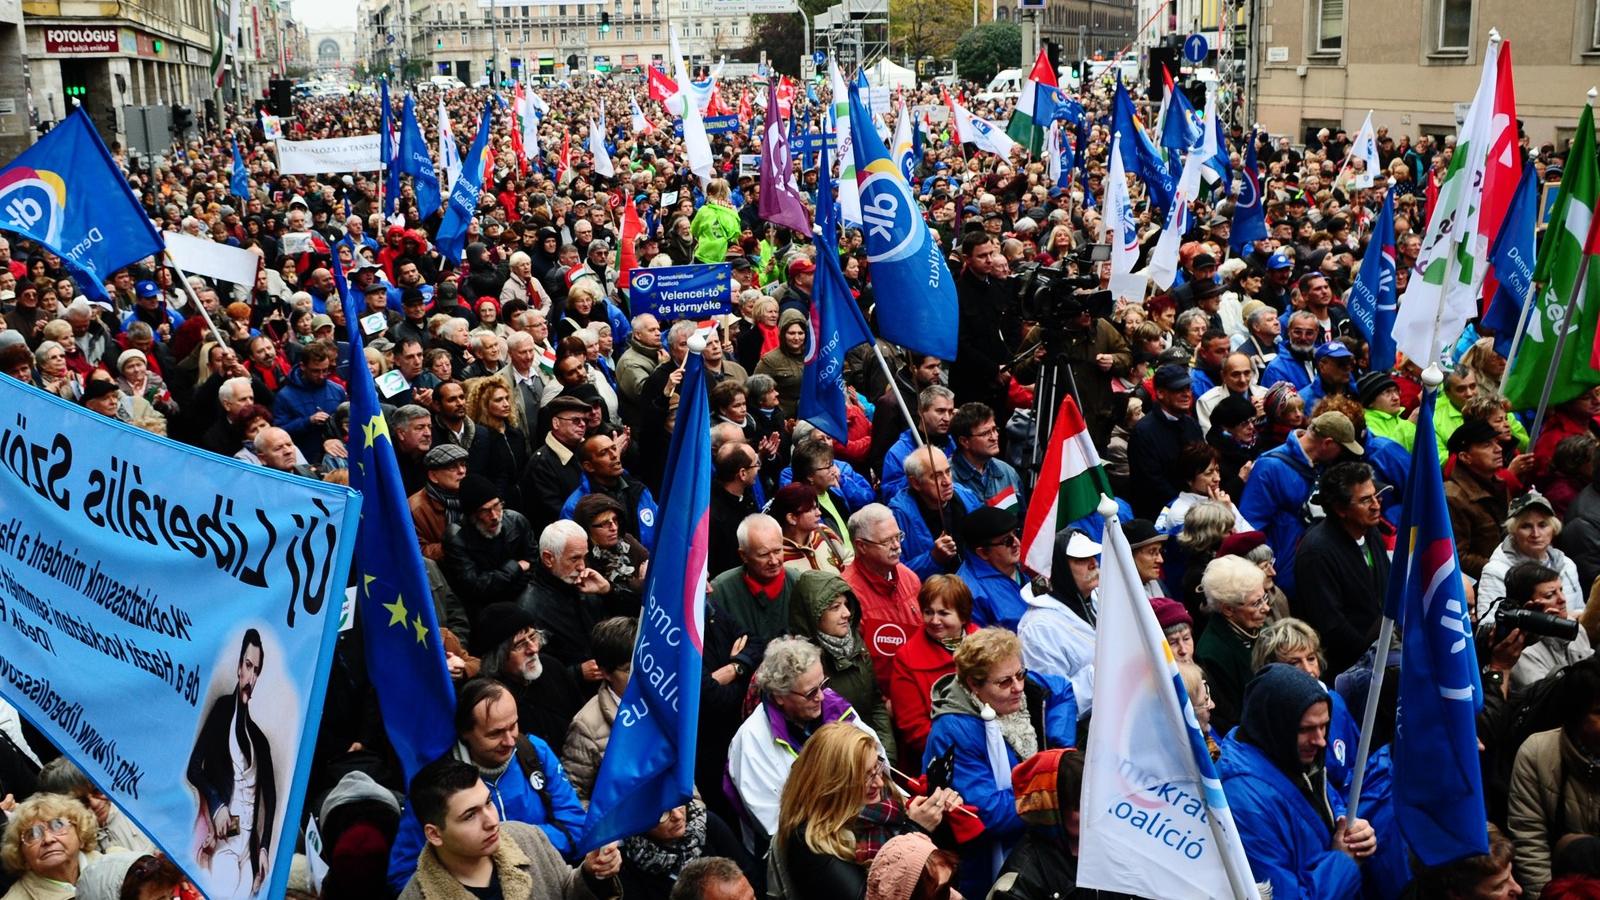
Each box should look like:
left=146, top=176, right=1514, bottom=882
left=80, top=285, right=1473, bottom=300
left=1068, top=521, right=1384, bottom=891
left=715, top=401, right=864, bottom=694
left=847, top=81, right=958, bottom=361
left=578, top=338, right=712, bottom=852
left=0, top=106, right=163, bottom=305
left=1347, top=188, right=1398, bottom=370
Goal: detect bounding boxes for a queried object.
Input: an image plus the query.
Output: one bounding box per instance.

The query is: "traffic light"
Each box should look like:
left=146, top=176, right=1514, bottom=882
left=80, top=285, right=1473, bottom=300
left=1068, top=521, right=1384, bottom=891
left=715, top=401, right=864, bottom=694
left=64, top=85, right=87, bottom=98
left=171, top=104, right=194, bottom=135
left=599, top=11, right=610, bottom=32
left=152, top=39, right=162, bottom=53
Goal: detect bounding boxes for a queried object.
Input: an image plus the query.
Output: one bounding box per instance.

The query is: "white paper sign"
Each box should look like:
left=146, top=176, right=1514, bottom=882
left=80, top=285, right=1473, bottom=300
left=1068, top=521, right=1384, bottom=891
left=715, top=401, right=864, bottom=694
left=275, top=135, right=384, bottom=175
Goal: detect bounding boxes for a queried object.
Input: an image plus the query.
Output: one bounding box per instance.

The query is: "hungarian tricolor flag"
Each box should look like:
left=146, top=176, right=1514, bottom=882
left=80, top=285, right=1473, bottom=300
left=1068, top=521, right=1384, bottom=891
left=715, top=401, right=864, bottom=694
left=987, top=486, right=1019, bottom=511
left=509, top=85, right=528, bottom=174
left=1004, top=48, right=1059, bottom=157
left=1021, top=394, right=1113, bottom=580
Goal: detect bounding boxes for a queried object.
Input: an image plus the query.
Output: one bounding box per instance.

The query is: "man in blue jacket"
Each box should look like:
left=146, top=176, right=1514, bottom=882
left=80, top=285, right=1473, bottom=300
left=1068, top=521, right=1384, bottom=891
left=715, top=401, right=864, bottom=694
left=1218, top=664, right=1376, bottom=900
left=888, top=446, right=980, bottom=580
left=1237, top=411, right=1360, bottom=597
left=271, top=341, right=346, bottom=465
left=956, top=506, right=1028, bottom=629
left=1261, top=311, right=1320, bottom=392
left=880, top=384, right=957, bottom=500
left=386, top=678, right=586, bottom=893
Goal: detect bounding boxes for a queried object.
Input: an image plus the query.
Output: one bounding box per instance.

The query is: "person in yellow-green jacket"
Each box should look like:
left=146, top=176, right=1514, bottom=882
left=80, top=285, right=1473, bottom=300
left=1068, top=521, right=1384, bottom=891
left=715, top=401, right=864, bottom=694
left=1434, top=367, right=1529, bottom=464
left=690, top=178, right=742, bottom=263
left=1357, top=371, right=1416, bottom=454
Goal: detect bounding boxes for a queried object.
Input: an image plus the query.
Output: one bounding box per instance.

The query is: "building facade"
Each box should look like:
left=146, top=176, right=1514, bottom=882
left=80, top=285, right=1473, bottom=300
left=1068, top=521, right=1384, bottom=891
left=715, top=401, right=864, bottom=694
left=995, top=0, right=1137, bottom=63
left=1253, top=0, right=1597, bottom=147
left=22, top=0, right=215, bottom=143
left=0, top=0, right=28, bottom=158
left=309, top=27, right=357, bottom=75
left=360, top=0, right=749, bottom=83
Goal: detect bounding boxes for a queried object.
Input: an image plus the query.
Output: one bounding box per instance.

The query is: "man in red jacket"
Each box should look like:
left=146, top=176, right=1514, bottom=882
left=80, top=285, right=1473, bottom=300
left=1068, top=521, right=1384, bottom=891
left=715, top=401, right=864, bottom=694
left=841, top=502, right=923, bottom=694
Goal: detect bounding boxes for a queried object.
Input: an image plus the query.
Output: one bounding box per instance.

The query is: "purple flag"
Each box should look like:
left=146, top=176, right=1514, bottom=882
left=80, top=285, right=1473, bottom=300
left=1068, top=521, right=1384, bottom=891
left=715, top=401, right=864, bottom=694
left=759, top=79, right=812, bottom=234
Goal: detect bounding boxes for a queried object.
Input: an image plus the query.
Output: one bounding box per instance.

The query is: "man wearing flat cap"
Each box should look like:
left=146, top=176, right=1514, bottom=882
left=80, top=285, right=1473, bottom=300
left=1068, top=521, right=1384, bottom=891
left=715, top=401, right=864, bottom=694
left=1128, top=364, right=1205, bottom=519
left=518, top=395, right=592, bottom=534
left=1443, top=417, right=1510, bottom=579
left=411, top=444, right=470, bottom=562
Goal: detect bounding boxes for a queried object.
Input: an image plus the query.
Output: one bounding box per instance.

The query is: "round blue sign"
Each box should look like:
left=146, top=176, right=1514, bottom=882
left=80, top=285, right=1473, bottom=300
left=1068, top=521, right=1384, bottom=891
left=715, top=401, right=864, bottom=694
left=1183, top=33, right=1209, bottom=63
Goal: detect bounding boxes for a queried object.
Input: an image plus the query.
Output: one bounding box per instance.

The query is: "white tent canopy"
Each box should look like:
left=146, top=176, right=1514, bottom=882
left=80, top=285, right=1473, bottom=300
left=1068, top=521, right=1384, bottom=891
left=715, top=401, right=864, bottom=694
left=867, top=58, right=916, bottom=90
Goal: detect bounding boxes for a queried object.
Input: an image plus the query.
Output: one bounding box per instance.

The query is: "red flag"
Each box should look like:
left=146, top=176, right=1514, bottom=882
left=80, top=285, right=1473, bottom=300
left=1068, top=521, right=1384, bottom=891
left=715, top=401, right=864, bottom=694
left=617, top=193, right=643, bottom=290
left=775, top=76, right=796, bottom=117
left=557, top=131, right=571, bottom=184
left=706, top=83, right=732, bottom=117
left=647, top=65, right=678, bottom=103
left=509, top=85, right=528, bottom=175
left=1478, top=40, right=1519, bottom=314
left=737, top=88, right=753, bottom=124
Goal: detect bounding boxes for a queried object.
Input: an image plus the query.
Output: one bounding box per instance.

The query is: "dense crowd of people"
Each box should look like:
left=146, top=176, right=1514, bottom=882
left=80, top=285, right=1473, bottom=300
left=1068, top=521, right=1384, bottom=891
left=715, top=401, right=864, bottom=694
left=1, top=66, right=1600, bottom=900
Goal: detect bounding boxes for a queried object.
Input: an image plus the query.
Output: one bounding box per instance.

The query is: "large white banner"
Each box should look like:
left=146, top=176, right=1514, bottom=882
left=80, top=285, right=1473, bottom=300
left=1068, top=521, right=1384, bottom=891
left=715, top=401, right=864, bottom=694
left=0, top=378, right=360, bottom=900
left=274, top=135, right=383, bottom=175
left=164, top=231, right=262, bottom=288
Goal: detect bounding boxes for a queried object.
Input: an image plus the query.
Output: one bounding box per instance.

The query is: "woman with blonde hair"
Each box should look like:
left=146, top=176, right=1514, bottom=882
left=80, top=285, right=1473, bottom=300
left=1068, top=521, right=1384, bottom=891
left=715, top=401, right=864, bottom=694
left=692, top=178, right=743, bottom=263
left=1, top=792, right=100, bottom=900
left=462, top=376, right=528, bottom=510
left=1193, top=554, right=1268, bottom=735
left=1250, top=617, right=1362, bottom=792
left=775, top=722, right=962, bottom=899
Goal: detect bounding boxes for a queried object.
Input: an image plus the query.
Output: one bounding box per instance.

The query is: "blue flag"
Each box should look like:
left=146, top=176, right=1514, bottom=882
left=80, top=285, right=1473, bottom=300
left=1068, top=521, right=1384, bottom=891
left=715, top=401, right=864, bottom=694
left=847, top=82, right=958, bottom=361
left=336, top=261, right=457, bottom=783
left=1229, top=134, right=1268, bottom=255
left=1112, top=78, right=1175, bottom=213
left=799, top=141, right=875, bottom=439
left=1160, top=86, right=1202, bottom=154
left=0, top=107, right=162, bottom=305
left=381, top=80, right=398, bottom=217
left=911, top=110, right=924, bottom=167
left=230, top=137, right=249, bottom=200
left=436, top=101, right=493, bottom=266
left=398, top=93, right=443, bottom=219
left=1208, top=116, right=1232, bottom=189
left=1389, top=384, right=1489, bottom=867
left=1347, top=188, right=1398, bottom=371
left=1481, top=163, right=1538, bottom=359
left=578, top=344, right=711, bottom=852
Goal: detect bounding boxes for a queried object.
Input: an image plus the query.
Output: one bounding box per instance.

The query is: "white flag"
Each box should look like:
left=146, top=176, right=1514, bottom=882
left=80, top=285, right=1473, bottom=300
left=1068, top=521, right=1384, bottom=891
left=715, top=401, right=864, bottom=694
left=520, top=91, right=541, bottom=162
left=828, top=59, right=862, bottom=226
left=589, top=117, right=614, bottom=179
left=1077, top=503, right=1262, bottom=900
left=891, top=99, right=915, bottom=179
left=1045, top=122, right=1063, bottom=186
left=1349, top=111, right=1382, bottom=189
left=438, top=97, right=462, bottom=192
left=670, top=33, right=713, bottom=187
left=949, top=94, right=1018, bottom=158
left=629, top=92, right=654, bottom=135
left=1392, top=41, right=1499, bottom=366
left=1141, top=151, right=1202, bottom=290
left=1104, top=136, right=1146, bottom=305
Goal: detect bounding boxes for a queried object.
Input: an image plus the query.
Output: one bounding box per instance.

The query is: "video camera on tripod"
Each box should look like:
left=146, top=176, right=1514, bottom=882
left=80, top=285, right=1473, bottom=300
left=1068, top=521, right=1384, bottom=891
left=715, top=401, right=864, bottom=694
left=1010, top=243, right=1115, bottom=332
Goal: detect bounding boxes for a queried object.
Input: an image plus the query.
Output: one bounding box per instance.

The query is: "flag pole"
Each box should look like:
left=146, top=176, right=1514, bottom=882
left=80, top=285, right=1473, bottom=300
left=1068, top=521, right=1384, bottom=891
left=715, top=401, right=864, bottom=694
left=870, top=343, right=925, bottom=449
left=1500, top=272, right=1539, bottom=377
left=1527, top=252, right=1586, bottom=446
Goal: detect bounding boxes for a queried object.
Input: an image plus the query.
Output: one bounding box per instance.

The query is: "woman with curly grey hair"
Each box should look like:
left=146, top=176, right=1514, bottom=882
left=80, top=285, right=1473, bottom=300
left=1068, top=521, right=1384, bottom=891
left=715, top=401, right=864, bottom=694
left=1193, top=554, right=1269, bottom=736
left=726, top=636, right=885, bottom=845
left=1, top=792, right=100, bottom=899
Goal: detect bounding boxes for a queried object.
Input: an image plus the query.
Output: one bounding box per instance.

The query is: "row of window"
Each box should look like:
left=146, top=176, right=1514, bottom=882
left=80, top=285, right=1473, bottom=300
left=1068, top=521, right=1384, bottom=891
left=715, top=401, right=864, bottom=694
left=431, top=0, right=663, bottom=21
left=436, top=19, right=743, bottom=46
left=1315, top=0, right=1484, bottom=55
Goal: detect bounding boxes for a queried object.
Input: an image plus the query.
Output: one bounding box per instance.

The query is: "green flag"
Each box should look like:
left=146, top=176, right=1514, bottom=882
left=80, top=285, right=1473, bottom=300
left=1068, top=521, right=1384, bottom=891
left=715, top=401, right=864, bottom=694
left=1502, top=102, right=1600, bottom=410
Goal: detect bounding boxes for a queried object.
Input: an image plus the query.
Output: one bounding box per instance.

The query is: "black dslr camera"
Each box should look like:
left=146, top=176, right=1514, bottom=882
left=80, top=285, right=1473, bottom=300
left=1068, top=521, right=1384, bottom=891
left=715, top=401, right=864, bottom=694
left=1494, top=603, right=1579, bottom=643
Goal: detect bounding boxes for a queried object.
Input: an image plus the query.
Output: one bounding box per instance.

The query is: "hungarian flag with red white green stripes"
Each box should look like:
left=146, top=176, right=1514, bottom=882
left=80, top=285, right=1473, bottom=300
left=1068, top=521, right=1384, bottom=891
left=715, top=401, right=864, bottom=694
left=1021, top=394, right=1112, bottom=580
left=1004, top=48, right=1059, bottom=157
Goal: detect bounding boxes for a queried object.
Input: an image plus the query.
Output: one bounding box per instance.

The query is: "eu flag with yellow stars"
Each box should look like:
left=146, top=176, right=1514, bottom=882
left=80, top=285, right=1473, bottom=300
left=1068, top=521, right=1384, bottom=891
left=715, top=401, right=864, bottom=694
left=336, top=263, right=457, bottom=783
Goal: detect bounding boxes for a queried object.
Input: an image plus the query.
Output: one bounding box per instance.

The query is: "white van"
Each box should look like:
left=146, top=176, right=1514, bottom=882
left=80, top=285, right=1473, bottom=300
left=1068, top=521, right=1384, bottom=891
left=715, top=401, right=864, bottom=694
left=977, top=68, right=1022, bottom=102
left=428, top=75, right=465, bottom=90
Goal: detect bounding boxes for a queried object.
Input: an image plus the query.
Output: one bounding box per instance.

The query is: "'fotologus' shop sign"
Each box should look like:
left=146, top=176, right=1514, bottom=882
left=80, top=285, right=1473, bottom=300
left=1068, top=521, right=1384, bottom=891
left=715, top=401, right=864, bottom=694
left=44, top=27, right=120, bottom=54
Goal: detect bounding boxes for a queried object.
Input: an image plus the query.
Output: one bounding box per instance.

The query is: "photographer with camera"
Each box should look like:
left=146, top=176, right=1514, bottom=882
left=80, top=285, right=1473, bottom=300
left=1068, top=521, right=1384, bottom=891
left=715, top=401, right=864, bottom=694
left=1479, top=559, right=1592, bottom=693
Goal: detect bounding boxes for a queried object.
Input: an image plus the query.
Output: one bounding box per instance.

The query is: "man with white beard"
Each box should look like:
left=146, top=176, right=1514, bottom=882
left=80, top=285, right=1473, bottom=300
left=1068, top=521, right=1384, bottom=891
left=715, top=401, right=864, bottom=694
left=520, top=520, right=614, bottom=692
left=471, top=603, right=584, bottom=757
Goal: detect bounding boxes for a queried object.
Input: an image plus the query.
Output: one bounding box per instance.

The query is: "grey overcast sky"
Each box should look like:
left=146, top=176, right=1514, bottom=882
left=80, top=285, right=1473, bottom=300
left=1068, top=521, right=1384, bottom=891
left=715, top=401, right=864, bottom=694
left=294, top=0, right=360, bottom=32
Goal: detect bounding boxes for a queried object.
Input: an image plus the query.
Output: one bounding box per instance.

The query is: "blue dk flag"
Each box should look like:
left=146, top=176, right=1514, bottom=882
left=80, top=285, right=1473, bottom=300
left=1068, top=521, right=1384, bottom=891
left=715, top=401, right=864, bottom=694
left=1229, top=134, right=1268, bottom=255
left=381, top=79, right=399, bottom=217
left=799, top=141, right=875, bottom=441
left=578, top=343, right=712, bottom=852
left=336, top=262, right=457, bottom=783
left=1481, top=163, right=1538, bottom=359
left=1347, top=188, right=1398, bottom=371
left=847, top=82, right=958, bottom=361
left=1112, top=78, right=1175, bottom=213
left=230, top=137, right=249, bottom=200
left=398, top=93, right=443, bottom=220
left=436, top=101, right=494, bottom=266
left=0, top=107, right=163, bottom=305
left=1389, top=385, right=1489, bottom=867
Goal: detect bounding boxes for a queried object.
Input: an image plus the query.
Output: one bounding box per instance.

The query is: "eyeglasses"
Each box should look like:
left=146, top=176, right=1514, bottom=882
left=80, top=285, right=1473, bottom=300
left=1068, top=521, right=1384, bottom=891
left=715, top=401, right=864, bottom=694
left=859, top=532, right=906, bottom=548
left=788, top=678, right=829, bottom=702
left=20, top=818, right=72, bottom=846
left=986, top=533, right=1021, bottom=550
left=981, top=669, right=1028, bottom=690
left=553, top=415, right=587, bottom=426
left=969, top=425, right=1000, bottom=438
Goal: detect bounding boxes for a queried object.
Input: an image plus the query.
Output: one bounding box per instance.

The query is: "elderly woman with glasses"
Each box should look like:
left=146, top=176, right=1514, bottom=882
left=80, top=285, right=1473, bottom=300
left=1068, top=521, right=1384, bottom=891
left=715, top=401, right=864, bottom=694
left=1, top=793, right=100, bottom=900
left=922, top=628, right=1077, bottom=898
left=1194, top=555, right=1271, bottom=736
left=728, top=637, right=885, bottom=847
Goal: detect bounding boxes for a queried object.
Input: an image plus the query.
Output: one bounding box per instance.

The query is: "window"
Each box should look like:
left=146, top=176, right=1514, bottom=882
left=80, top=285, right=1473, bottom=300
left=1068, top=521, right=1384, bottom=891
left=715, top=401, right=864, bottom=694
left=652, top=24, right=660, bottom=35
left=1436, top=0, right=1471, bottom=53
left=1314, top=0, right=1343, bottom=53
left=1592, top=1, right=1600, bottom=51
left=460, top=29, right=467, bottom=43
left=541, top=27, right=550, bottom=40
left=634, top=25, right=641, bottom=37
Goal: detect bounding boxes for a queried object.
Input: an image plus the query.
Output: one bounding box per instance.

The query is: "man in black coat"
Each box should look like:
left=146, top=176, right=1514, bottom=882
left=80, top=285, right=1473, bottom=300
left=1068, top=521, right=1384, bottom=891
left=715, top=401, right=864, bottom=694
left=951, top=233, right=1017, bottom=414
left=440, top=475, right=538, bottom=620
left=1127, top=365, right=1205, bottom=519
left=1292, top=461, right=1391, bottom=676
left=517, top=396, right=590, bottom=534
left=187, top=629, right=278, bottom=896
left=518, top=519, right=614, bottom=688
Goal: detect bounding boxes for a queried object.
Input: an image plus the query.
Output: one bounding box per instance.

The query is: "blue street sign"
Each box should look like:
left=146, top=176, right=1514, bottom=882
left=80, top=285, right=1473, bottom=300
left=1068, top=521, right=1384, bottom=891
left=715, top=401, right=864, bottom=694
left=1183, top=33, right=1209, bottom=63
left=813, top=50, right=827, bottom=68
